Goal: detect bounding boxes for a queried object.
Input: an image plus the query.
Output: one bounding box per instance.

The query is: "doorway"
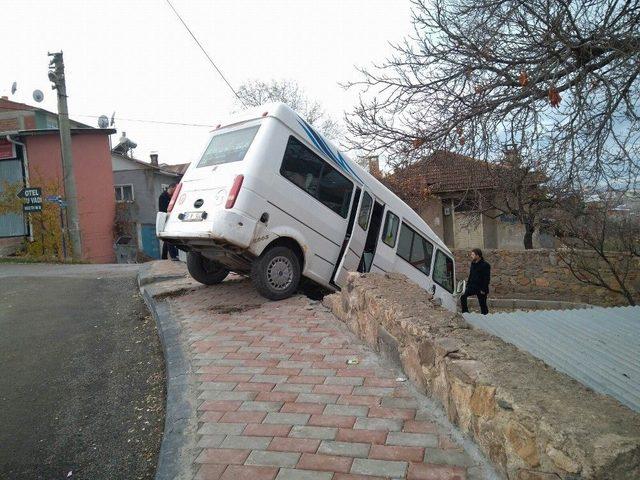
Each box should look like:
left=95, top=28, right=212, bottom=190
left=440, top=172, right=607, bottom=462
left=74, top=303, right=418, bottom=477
left=358, top=201, right=384, bottom=273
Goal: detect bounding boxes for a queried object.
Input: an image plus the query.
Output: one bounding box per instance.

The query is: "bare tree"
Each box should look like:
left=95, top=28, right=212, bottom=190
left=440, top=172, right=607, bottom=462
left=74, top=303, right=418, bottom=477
left=556, top=193, right=640, bottom=305
left=236, top=79, right=342, bottom=140
left=346, top=0, right=639, bottom=255
left=471, top=149, right=561, bottom=249
left=345, top=0, right=640, bottom=187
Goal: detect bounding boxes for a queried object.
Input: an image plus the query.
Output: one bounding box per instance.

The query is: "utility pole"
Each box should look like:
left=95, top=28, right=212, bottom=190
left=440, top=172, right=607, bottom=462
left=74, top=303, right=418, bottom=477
left=48, top=51, right=82, bottom=259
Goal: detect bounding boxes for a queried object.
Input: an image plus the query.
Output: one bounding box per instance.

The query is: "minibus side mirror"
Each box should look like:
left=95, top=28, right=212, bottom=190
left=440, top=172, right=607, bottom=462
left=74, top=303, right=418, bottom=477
left=455, top=280, right=466, bottom=295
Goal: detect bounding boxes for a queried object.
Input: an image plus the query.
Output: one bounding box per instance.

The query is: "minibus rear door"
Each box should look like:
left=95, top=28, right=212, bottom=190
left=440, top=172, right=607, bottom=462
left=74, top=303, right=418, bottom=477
left=332, top=189, right=373, bottom=287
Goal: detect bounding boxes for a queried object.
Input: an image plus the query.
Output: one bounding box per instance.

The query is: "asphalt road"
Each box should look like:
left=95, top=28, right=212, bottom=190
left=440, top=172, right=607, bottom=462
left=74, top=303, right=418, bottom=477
left=0, top=264, right=165, bottom=480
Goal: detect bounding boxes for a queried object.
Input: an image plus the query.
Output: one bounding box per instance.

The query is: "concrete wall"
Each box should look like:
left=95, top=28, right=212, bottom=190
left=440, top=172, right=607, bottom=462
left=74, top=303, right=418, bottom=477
left=25, top=133, right=116, bottom=263
left=112, top=169, right=176, bottom=225
left=417, top=193, right=551, bottom=250
left=417, top=196, right=444, bottom=239
left=453, top=249, right=640, bottom=306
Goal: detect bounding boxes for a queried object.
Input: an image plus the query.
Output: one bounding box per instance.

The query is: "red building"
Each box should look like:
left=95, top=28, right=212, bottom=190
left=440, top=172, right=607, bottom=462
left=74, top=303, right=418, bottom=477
left=0, top=97, right=117, bottom=262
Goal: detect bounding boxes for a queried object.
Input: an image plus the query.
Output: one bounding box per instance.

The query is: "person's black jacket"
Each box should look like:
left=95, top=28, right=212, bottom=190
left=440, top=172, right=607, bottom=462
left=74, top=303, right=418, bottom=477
left=466, top=259, right=491, bottom=294
left=159, top=191, right=171, bottom=213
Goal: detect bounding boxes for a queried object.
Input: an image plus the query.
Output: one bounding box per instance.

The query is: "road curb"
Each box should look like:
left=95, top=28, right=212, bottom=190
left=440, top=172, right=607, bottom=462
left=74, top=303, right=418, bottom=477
left=140, top=278, right=197, bottom=480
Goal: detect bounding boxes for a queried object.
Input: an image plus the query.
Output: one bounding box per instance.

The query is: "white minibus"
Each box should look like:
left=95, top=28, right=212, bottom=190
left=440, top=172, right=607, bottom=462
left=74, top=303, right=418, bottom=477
left=157, top=103, right=462, bottom=310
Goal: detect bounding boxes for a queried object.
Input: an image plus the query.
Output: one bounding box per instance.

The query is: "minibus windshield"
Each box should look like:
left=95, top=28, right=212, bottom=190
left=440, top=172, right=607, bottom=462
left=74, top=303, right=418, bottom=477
left=197, top=125, right=260, bottom=168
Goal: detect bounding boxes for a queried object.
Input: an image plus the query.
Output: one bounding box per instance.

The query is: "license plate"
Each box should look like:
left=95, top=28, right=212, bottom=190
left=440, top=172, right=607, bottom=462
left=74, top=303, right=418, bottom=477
left=182, top=211, right=205, bottom=222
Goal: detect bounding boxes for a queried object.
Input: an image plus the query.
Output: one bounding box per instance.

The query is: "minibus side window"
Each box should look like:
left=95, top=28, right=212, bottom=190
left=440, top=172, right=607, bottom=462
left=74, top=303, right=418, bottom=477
left=280, top=136, right=322, bottom=196
left=397, top=222, right=434, bottom=275
left=358, top=192, right=373, bottom=230
left=197, top=125, right=261, bottom=167
left=280, top=136, right=353, bottom=218
left=318, top=166, right=353, bottom=218
left=433, top=250, right=454, bottom=293
left=381, top=211, right=399, bottom=247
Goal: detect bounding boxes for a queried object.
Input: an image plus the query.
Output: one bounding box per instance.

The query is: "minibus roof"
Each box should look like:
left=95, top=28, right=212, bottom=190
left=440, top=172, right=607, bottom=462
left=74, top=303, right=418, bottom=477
left=215, top=103, right=452, bottom=256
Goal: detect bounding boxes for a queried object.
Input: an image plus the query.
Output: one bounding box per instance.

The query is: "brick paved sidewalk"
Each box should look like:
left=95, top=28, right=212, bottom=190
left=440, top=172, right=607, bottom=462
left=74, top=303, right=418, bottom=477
left=165, top=277, right=487, bottom=480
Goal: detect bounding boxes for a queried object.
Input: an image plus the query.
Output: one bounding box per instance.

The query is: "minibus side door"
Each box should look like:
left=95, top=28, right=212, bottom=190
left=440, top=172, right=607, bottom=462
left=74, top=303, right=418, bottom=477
left=332, top=189, right=374, bottom=287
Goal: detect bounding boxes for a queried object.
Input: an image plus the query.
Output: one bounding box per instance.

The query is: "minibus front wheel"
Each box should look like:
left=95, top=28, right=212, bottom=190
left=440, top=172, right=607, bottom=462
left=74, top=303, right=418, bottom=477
left=186, top=252, right=230, bottom=285
left=251, top=246, right=301, bottom=300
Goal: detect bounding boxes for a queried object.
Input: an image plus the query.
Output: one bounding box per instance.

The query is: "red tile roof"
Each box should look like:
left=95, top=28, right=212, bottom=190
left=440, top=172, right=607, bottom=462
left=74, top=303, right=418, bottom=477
left=390, top=150, right=539, bottom=194
left=0, top=97, right=38, bottom=112
left=159, top=162, right=190, bottom=175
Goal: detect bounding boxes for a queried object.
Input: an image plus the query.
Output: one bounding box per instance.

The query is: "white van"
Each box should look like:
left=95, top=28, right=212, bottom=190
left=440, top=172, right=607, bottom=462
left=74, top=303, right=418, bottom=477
left=157, top=103, right=461, bottom=310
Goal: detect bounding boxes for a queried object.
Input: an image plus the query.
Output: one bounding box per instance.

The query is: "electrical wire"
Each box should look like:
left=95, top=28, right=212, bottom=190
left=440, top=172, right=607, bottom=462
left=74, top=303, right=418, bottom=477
left=164, top=0, right=244, bottom=105
left=75, top=114, right=215, bottom=127
left=0, top=104, right=216, bottom=128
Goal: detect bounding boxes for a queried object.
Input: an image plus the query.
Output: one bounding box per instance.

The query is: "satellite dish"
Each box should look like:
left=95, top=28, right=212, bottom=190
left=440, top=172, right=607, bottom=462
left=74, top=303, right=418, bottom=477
left=98, top=115, right=109, bottom=129
left=11, top=82, right=17, bottom=95
left=32, top=89, right=44, bottom=102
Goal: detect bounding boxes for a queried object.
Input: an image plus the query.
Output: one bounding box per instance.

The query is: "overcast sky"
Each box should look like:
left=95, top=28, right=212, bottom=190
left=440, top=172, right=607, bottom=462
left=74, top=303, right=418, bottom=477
left=2, top=0, right=412, bottom=165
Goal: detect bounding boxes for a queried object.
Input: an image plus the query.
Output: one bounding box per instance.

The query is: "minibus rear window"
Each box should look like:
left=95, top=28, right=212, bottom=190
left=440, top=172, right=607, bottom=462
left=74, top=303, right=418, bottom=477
left=197, top=125, right=260, bottom=168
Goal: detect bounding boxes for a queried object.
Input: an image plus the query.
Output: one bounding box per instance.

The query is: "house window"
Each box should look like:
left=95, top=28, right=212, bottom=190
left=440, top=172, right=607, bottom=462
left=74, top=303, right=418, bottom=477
left=396, top=222, right=434, bottom=275
left=433, top=250, right=454, bottom=293
left=381, top=210, right=399, bottom=247
left=280, top=136, right=353, bottom=218
left=115, top=185, right=134, bottom=202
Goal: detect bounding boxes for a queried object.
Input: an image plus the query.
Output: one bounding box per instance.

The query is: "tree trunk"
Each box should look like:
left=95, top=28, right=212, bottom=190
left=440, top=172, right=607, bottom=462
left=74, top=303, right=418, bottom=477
left=524, top=224, right=535, bottom=250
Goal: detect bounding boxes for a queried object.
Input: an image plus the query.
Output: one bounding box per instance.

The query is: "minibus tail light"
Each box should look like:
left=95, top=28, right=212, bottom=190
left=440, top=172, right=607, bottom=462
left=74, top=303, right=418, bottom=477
left=167, top=182, right=182, bottom=213
left=226, top=175, right=244, bottom=209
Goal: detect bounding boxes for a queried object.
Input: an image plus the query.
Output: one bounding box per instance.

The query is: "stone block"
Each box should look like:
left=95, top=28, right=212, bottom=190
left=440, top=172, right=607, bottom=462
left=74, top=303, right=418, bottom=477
left=350, top=458, right=408, bottom=477
left=275, top=469, right=333, bottom=480
left=354, top=417, right=403, bottom=432
left=245, top=450, right=301, bottom=467
left=289, top=426, right=337, bottom=440
left=400, top=342, right=426, bottom=390
left=317, top=440, right=370, bottom=458
left=545, top=446, right=581, bottom=474
left=469, top=385, right=496, bottom=419
left=505, top=421, right=540, bottom=468
left=386, top=432, right=439, bottom=448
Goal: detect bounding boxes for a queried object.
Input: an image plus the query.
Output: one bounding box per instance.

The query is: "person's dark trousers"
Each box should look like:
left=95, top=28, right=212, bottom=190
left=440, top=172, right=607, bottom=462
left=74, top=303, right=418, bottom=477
left=460, top=290, right=489, bottom=315
left=161, top=241, right=178, bottom=260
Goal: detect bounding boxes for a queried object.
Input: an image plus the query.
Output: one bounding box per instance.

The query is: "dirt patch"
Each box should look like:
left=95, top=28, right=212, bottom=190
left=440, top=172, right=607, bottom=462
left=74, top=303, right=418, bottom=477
left=208, top=303, right=262, bottom=314
left=154, top=286, right=199, bottom=300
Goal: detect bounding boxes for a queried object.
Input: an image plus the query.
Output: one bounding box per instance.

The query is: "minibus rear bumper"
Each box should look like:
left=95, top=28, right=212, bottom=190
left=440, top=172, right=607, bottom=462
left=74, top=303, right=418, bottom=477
left=157, top=210, right=258, bottom=249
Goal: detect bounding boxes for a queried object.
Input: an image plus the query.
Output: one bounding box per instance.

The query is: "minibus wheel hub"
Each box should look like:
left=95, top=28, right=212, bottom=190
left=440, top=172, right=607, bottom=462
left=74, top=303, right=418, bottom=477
left=267, top=256, right=293, bottom=290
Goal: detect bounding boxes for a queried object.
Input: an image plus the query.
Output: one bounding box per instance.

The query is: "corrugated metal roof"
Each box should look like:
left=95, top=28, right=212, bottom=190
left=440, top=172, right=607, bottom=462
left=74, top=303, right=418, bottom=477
left=464, top=306, right=640, bottom=412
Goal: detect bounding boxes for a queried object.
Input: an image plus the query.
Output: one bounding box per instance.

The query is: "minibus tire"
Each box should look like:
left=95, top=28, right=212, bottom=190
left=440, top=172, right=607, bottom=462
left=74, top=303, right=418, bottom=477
left=251, top=246, right=301, bottom=300
left=186, top=252, right=229, bottom=285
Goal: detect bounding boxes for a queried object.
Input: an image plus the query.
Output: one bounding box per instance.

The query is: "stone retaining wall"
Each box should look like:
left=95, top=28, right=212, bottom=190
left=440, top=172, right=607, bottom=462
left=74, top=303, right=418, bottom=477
left=453, top=249, right=640, bottom=306
left=324, top=273, right=640, bottom=479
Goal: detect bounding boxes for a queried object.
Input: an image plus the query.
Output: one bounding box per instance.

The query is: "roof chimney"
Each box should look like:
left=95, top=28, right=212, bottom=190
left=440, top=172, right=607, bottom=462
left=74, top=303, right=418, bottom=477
left=150, top=152, right=159, bottom=166
left=367, top=156, right=380, bottom=177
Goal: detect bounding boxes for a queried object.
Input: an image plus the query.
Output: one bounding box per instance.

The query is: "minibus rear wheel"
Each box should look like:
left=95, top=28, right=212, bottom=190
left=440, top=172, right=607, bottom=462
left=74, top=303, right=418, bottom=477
left=251, top=246, right=301, bottom=300
left=186, top=252, right=229, bottom=285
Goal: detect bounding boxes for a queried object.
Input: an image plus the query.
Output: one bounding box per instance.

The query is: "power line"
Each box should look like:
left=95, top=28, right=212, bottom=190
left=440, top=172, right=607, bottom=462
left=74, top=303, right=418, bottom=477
left=165, top=0, right=244, bottom=105
left=75, top=114, right=215, bottom=128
